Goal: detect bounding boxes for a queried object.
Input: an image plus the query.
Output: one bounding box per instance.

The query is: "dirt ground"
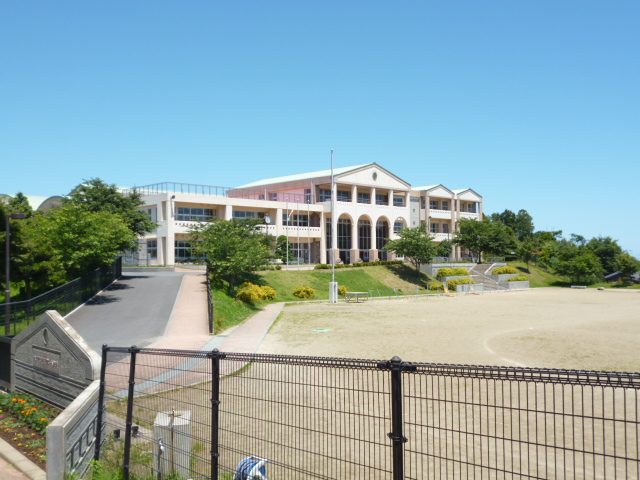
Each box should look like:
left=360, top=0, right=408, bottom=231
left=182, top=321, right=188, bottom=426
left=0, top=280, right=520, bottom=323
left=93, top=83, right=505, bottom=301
left=258, top=288, right=640, bottom=372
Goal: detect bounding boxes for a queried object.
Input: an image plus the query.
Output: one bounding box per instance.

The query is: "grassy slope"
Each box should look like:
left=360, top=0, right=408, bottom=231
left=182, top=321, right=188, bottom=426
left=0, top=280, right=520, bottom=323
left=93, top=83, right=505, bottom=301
left=506, top=261, right=568, bottom=288
left=213, top=265, right=434, bottom=332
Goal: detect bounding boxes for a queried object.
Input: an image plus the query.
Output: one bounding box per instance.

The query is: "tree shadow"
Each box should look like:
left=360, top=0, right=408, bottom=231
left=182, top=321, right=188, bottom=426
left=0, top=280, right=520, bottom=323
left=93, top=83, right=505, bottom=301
left=384, top=264, right=431, bottom=287
left=105, top=282, right=133, bottom=291
left=86, top=295, right=121, bottom=305
left=516, top=266, right=531, bottom=274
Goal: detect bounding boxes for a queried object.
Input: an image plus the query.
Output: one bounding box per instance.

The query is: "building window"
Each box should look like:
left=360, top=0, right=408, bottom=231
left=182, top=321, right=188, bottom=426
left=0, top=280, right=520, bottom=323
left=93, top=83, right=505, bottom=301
left=283, top=213, right=309, bottom=226
left=393, top=196, right=405, bottom=207
left=290, top=243, right=310, bottom=262
left=337, top=218, right=352, bottom=249
left=142, top=208, right=157, bottom=223
left=319, top=189, right=332, bottom=202
left=175, top=240, right=200, bottom=261
left=358, top=219, right=371, bottom=250
left=441, top=200, right=449, bottom=211
left=233, top=210, right=265, bottom=219
left=147, top=239, right=157, bottom=259
left=376, top=194, right=388, bottom=205
left=357, top=192, right=371, bottom=204
left=305, top=189, right=312, bottom=204
left=269, top=192, right=278, bottom=201
left=176, top=207, right=215, bottom=222
left=467, top=203, right=477, bottom=213
left=376, top=221, right=389, bottom=249
left=393, top=220, right=405, bottom=234
left=429, top=200, right=439, bottom=210
left=336, top=190, right=351, bottom=202
left=430, top=223, right=438, bottom=234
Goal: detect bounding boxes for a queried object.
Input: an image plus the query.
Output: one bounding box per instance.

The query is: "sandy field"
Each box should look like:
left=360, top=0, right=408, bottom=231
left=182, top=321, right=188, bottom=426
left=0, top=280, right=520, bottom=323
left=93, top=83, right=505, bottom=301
left=258, top=288, right=640, bottom=372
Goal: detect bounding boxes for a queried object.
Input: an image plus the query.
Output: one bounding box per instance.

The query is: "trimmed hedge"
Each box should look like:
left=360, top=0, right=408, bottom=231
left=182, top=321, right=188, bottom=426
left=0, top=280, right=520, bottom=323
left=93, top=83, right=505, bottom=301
left=492, top=266, right=518, bottom=275
left=437, top=267, right=469, bottom=276
left=507, top=275, right=528, bottom=282
left=293, top=286, right=316, bottom=299
left=315, top=260, right=403, bottom=269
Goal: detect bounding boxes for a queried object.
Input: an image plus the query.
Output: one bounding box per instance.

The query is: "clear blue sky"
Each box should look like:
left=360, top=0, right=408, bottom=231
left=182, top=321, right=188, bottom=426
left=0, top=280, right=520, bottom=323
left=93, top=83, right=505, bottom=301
left=2, top=1, right=639, bottom=255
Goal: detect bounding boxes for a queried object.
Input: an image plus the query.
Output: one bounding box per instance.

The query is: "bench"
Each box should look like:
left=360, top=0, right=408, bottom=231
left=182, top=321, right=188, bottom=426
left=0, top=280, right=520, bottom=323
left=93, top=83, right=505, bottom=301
left=345, top=292, right=370, bottom=303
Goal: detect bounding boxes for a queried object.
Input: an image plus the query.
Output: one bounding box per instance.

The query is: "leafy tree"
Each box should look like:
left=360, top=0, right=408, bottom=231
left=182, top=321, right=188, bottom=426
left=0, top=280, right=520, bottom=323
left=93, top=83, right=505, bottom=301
left=517, top=238, right=535, bottom=270
left=12, top=217, right=65, bottom=298
left=190, top=219, right=272, bottom=293
left=383, top=226, right=437, bottom=275
left=586, top=236, right=623, bottom=274
left=435, top=239, right=453, bottom=259
left=555, top=251, right=605, bottom=284
left=614, top=253, right=640, bottom=278
left=490, top=209, right=533, bottom=242
left=64, top=178, right=156, bottom=236
left=274, top=235, right=294, bottom=263
left=6, top=192, right=34, bottom=217
left=37, top=204, right=137, bottom=278
left=453, top=218, right=516, bottom=261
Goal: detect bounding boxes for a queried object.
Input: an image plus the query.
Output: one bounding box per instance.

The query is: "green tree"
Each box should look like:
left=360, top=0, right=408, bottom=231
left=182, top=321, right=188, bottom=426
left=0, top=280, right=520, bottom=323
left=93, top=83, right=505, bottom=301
left=383, top=226, right=437, bottom=275
left=435, top=239, right=453, bottom=259
left=555, top=251, right=605, bottom=284
left=37, top=204, right=137, bottom=278
left=614, top=253, right=640, bottom=278
left=586, top=236, right=623, bottom=274
left=6, top=192, right=34, bottom=217
left=453, top=218, right=516, bottom=261
left=64, top=178, right=156, bottom=236
left=517, top=238, right=535, bottom=270
left=190, top=219, right=272, bottom=293
left=12, top=217, right=66, bottom=298
left=274, top=235, right=294, bottom=263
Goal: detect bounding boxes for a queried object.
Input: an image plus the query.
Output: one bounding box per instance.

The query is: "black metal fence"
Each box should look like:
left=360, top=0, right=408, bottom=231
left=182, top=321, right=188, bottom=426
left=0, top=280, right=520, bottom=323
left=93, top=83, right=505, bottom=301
left=96, top=346, right=640, bottom=480
left=1, top=257, right=122, bottom=335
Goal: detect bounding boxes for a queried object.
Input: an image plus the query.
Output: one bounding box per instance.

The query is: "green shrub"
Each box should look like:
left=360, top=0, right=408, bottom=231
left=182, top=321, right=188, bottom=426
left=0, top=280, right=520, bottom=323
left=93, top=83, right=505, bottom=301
left=0, top=392, right=59, bottom=434
left=437, top=268, right=455, bottom=277
left=429, top=282, right=444, bottom=291
left=292, top=286, right=316, bottom=299
left=446, top=278, right=475, bottom=289
left=338, top=285, right=348, bottom=296
left=507, top=275, right=528, bottom=282
left=235, top=282, right=265, bottom=303
left=315, top=264, right=331, bottom=269
left=492, top=266, right=518, bottom=275
left=452, top=268, right=469, bottom=275
left=314, top=260, right=403, bottom=269
left=275, top=265, right=282, bottom=271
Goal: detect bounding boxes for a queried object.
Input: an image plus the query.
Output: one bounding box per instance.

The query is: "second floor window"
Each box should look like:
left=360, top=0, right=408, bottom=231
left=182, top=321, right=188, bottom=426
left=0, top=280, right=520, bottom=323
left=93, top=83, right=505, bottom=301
left=319, top=189, right=331, bottom=201
left=336, top=190, right=351, bottom=202
left=376, top=194, right=388, bottom=205
left=176, top=207, right=215, bottom=222
left=441, top=200, right=449, bottom=210
left=357, top=192, right=371, bottom=204
left=393, top=196, right=405, bottom=207
left=233, top=210, right=265, bottom=220
left=429, top=200, right=439, bottom=210
left=430, top=223, right=438, bottom=233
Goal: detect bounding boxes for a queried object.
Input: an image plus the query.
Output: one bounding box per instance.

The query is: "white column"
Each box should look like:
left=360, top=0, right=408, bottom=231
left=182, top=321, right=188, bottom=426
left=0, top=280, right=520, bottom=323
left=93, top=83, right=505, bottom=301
left=371, top=187, right=376, bottom=206
left=350, top=218, right=359, bottom=263
left=388, top=190, right=394, bottom=207
left=224, top=205, right=233, bottom=220
left=319, top=213, right=327, bottom=264
left=352, top=185, right=357, bottom=203
left=275, top=208, right=283, bottom=236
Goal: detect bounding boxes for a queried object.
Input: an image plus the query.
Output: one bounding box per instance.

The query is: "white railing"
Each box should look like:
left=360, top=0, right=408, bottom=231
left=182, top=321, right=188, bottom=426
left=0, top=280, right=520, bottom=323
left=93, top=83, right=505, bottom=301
left=460, top=212, right=480, bottom=219
left=429, top=209, right=452, bottom=219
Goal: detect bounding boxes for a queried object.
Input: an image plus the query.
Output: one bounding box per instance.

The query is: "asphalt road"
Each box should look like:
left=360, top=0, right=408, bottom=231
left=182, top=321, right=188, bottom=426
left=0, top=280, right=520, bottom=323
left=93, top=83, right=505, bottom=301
left=66, top=272, right=185, bottom=356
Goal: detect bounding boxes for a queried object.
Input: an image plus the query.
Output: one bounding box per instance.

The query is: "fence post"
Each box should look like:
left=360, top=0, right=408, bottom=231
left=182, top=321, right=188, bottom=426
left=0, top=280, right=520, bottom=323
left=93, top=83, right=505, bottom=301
left=94, top=344, right=109, bottom=462
left=378, top=356, right=416, bottom=480
left=123, top=346, right=140, bottom=480
left=209, top=348, right=226, bottom=479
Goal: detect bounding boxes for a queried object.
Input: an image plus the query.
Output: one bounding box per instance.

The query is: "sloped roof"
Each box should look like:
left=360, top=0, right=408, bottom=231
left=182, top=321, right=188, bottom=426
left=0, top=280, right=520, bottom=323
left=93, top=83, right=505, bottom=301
left=234, top=164, right=371, bottom=189
left=0, top=194, right=63, bottom=211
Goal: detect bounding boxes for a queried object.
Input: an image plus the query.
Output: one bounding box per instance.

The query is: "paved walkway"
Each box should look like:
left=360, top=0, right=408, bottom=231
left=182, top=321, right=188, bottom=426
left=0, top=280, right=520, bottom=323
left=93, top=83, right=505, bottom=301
left=0, top=271, right=284, bottom=479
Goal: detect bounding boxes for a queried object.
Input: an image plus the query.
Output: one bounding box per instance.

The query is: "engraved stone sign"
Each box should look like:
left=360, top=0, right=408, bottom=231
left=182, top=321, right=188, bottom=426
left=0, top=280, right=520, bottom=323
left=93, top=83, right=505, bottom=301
left=11, top=310, right=100, bottom=408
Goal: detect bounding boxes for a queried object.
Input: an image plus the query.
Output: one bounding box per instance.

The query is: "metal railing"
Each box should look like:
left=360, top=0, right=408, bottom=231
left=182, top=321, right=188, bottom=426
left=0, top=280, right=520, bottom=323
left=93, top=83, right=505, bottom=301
left=96, top=346, right=640, bottom=480
left=122, top=183, right=231, bottom=197
left=1, top=257, right=122, bottom=335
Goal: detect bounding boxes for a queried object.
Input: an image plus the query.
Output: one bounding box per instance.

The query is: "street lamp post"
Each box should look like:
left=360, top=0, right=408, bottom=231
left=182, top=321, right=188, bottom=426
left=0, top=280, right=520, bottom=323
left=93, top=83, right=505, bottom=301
left=5, top=213, right=26, bottom=336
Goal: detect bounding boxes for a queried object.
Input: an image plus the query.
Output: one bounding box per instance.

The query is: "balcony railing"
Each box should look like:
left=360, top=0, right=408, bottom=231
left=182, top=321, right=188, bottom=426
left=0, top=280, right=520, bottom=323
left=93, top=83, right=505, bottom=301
left=123, top=182, right=231, bottom=197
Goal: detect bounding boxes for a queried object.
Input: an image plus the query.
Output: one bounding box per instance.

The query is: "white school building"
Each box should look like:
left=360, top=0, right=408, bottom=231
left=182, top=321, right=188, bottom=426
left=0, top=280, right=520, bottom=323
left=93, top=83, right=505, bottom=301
left=129, top=163, right=482, bottom=266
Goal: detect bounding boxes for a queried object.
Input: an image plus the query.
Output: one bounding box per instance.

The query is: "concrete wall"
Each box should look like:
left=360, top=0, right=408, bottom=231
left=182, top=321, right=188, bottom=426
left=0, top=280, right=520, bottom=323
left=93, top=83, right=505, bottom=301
left=47, top=380, right=100, bottom=480
left=499, top=281, right=530, bottom=290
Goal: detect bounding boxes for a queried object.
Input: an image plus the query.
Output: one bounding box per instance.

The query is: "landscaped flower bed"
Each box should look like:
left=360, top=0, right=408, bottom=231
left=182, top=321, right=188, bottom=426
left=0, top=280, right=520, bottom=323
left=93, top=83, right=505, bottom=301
left=0, top=391, right=61, bottom=467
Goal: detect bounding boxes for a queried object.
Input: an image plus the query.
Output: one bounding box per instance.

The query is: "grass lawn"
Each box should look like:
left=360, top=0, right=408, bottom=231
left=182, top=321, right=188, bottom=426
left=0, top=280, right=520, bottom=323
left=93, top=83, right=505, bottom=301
left=507, top=261, right=570, bottom=287
left=212, top=264, right=434, bottom=332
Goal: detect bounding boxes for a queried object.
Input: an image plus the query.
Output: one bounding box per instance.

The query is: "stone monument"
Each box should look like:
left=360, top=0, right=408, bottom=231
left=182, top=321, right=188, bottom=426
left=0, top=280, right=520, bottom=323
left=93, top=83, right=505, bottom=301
left=11, top=310, right=101, bottom=408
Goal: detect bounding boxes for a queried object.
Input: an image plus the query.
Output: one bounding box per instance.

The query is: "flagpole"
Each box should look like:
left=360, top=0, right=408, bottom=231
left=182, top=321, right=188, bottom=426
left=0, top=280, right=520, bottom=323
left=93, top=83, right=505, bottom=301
left=330, top=149, right=337, bottom=303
